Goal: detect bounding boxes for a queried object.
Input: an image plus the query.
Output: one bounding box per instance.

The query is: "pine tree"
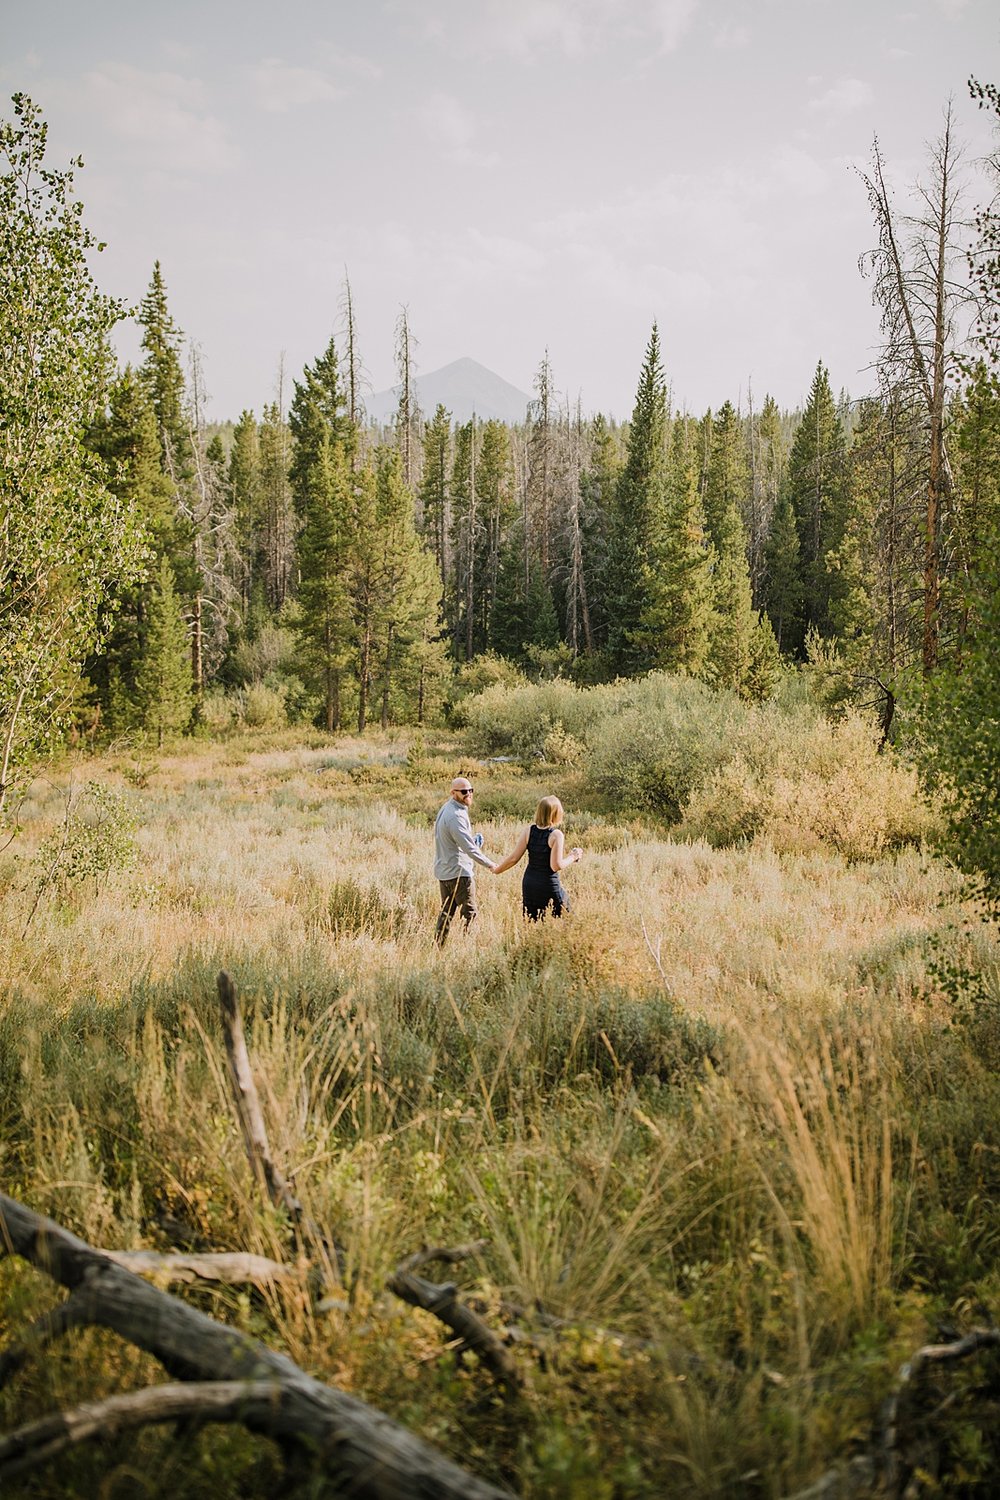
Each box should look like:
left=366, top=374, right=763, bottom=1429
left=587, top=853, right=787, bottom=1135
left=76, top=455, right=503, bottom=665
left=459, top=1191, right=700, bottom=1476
left=258, top=402, right=295, bottom=610
left=138, top=262, right=190, bottom=481
left=747, top=393, right=787, bottom=606
left=707, top=502, right=758, bottom=698
left=605, top=324, right=668, bottom=675
left=763, top=489, right=804, bottom=654
left=560, top=403, right=594, bottom=658
left=579, top=414, right=620, bottom=654
left=133, top=557, right=192, bottom=746
left=394, top=306, right=420, bottom=490
left=228, top=410, right=261, bottom=613
left=371, top=449, right=442, bottom=727
left=476, top=420, right=516, bottom=651
left=182, top=348, right=239, bottom=720
left=449, top=419, right=480, bottom=659
left=804, top=390, right=926, bottom=736
left=489, top=523, right=558, bottom=664
left=289, top=336, right=353, bottom=506
left=702, top=400, right=749, bottom=554
left=787, top=362, right=848, bottom=642
left=638, top=414, right=713, bottom=673
left=296, top=436, right=354, bottom=732
left=418, top=403, right=451, bottom=583
left=526, top=350, right=557, bottom=576
left=86, top=368, right=178, bottom=720
left=348, top=460, right=381, bottom=732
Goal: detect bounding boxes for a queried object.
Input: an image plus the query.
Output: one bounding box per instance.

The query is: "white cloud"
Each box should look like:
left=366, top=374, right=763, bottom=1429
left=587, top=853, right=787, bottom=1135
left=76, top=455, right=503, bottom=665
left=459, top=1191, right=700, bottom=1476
left=808, top=77, right=874, bottom=116
left=712, top=20, right=751, bottom=49
left=419, top=91, right=474, bottom=151
left=417, top=91, right=496, bottom=165
left=245, top=58, right=341, bottom=114
left=445, top=0, right=699, bottom=60
left=648, top=0, right=699, bottom=52
left=767, top=144, right=830, bottom=197
left=81, top=64, right=238, bottom=173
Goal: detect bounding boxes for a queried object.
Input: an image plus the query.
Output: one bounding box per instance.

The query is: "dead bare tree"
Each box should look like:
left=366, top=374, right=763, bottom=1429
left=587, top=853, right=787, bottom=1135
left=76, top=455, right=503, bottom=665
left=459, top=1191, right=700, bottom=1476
left=175, top=344, right=239, bottom=714
left=859, top=105, right=973, bottom=672
left=394, top=305, right=421, bottom=491
left=339, top=267, right=368, bottom=437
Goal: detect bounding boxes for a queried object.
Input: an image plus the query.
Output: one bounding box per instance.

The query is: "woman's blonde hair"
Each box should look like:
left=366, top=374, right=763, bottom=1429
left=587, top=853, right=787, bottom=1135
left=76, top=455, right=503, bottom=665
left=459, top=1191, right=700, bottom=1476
left=535, top=795, right=564, bottom=828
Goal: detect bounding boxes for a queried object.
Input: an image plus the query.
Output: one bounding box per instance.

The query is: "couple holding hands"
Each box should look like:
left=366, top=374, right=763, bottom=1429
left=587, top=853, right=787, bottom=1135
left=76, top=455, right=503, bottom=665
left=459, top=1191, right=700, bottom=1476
left=434, top=776, right=583, bottom=946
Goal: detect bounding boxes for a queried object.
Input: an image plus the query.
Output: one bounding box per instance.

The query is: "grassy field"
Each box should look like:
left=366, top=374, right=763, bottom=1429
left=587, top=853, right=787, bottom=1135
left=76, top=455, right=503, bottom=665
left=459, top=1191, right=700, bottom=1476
left=2, top=727, right=1000, bottom=1497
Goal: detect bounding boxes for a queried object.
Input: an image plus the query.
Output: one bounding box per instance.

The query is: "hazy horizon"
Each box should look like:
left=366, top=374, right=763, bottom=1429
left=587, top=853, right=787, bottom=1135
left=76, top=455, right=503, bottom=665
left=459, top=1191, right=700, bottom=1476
left=4, top=0, right=998, bottom=422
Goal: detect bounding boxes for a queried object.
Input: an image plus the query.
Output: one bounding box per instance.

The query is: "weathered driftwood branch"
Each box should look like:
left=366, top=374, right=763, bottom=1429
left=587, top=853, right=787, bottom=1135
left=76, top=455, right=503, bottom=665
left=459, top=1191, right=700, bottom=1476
left=217, top=971, right=520, bottom=1388
left=217, top=970, right=304, bottom=1222
left=782, top=1325, right=1000, bottom=1500
left=106, top=1249, right=293, bottom=1287
left=390, top=1237, right=521, bottom=1387
left=0, top=1380, right=284, bottom=1482
left=0, top=1291, right=92, bottom=1389
left=395, top=1240, right=489, bottom=1274
left=882, top=1327, right=1000, bottom=1489
left=0, top=1192, right=516, bottom=1500
left=781, top=1454, right=876, bottom=1500
left=216, top=970, right=346, bottom=1281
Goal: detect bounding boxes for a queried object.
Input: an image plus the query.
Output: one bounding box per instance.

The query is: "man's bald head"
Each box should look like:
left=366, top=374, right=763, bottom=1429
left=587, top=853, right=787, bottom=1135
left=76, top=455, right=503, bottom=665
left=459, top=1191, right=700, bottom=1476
left=450, top=777, right=474, bottom=803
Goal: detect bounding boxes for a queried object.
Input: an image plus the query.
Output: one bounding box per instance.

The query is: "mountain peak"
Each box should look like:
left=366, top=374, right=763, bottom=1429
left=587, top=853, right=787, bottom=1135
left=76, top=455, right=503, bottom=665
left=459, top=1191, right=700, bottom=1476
left=366, top=357, right=531, bottom=426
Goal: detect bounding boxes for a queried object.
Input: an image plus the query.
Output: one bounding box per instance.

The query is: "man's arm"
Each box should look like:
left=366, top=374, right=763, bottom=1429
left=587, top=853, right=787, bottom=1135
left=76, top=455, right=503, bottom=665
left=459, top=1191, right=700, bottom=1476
left=451, top=804, right=496, bottom=870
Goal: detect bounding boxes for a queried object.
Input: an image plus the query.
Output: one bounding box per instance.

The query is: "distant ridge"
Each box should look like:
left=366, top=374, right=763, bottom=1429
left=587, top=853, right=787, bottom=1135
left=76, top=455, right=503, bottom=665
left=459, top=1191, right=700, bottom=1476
left=365, top=356, right=531, bottom=426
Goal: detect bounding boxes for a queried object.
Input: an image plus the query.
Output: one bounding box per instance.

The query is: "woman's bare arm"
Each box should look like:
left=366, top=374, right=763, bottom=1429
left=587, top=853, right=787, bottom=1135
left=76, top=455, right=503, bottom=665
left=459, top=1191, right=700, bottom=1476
left=492, top=825, right=530, bottom=874
left=549, top=828, right=582, bottom=873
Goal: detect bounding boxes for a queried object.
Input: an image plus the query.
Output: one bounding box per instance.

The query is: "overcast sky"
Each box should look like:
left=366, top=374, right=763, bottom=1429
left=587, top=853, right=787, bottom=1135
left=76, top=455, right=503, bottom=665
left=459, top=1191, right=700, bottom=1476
left=4, top=0, right=999, bottom=421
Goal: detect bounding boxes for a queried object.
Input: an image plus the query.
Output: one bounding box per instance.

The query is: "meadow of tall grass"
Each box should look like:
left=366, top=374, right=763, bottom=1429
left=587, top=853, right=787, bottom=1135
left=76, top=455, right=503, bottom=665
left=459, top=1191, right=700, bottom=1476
left=2, top=714, right=1000, bottom=1498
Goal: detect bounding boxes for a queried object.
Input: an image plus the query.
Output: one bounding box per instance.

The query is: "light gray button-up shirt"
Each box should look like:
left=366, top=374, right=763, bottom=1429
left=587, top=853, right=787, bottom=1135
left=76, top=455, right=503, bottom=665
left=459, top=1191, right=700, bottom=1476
left=434, top=797, right=493, bottom=880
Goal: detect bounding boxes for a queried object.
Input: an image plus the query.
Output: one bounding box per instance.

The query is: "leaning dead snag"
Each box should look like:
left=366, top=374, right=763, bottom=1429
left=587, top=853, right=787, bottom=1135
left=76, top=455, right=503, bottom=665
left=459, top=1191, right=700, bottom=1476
left=217, top=969, right=304, bottom=1222
left=217, top=969, right=345, bottom=1278
left=0, top=1192, right=517, bottom=1499
left=216, top=970, right=520, bottom=1389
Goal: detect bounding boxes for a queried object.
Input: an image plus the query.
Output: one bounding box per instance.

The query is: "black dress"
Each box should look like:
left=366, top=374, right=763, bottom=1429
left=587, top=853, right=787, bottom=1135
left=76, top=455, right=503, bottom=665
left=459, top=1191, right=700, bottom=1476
left=522, top=824, right=569, bottom=920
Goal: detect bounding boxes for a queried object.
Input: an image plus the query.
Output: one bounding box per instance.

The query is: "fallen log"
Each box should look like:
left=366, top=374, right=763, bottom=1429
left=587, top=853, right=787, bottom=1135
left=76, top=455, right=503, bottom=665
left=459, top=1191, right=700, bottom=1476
left=0, top=1191, right=517, bottom=1499
left=106, top=1249, right=293, bottom=1287
left=0, top=1381, right=284, bottom=1482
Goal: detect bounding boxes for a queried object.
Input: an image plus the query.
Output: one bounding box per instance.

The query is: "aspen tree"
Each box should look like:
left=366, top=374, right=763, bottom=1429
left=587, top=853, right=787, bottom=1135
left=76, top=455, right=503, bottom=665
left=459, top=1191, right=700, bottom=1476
left=1, top=96, right=144, bottom=809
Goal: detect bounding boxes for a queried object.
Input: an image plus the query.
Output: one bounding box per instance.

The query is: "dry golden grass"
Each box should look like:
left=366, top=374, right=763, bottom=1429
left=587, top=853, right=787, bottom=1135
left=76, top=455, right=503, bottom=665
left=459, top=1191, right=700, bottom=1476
left=1, top=728, right=997, bottom=1498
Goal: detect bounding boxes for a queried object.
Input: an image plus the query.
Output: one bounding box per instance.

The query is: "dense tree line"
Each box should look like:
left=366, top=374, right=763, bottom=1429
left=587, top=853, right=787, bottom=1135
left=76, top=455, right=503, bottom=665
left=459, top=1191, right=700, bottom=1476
left=2, top=89, right=999, bottom=815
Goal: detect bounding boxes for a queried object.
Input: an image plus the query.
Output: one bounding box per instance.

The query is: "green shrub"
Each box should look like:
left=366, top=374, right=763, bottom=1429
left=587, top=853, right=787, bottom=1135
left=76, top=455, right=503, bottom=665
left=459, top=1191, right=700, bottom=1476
left=237, top=682, right=288, bottom=730
left=33, top=781, right=138, bottom=896
left=457, top=671, right=931, bottom=855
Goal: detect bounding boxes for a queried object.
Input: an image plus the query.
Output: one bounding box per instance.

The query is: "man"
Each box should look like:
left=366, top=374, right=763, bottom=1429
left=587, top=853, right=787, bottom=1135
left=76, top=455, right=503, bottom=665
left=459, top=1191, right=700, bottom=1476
left=434, top=776, right=496, bottom=945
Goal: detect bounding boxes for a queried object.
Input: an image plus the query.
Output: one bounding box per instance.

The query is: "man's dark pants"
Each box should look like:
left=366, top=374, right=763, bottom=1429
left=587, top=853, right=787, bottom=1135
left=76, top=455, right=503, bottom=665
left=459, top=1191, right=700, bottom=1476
left=435, top=875, right=478, bottom=945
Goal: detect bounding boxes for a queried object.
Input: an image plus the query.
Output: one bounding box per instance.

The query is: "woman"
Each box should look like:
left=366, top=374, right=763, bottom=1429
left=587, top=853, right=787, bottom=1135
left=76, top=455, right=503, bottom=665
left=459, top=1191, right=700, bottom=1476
left=494, top=795, right=582, bottom=920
